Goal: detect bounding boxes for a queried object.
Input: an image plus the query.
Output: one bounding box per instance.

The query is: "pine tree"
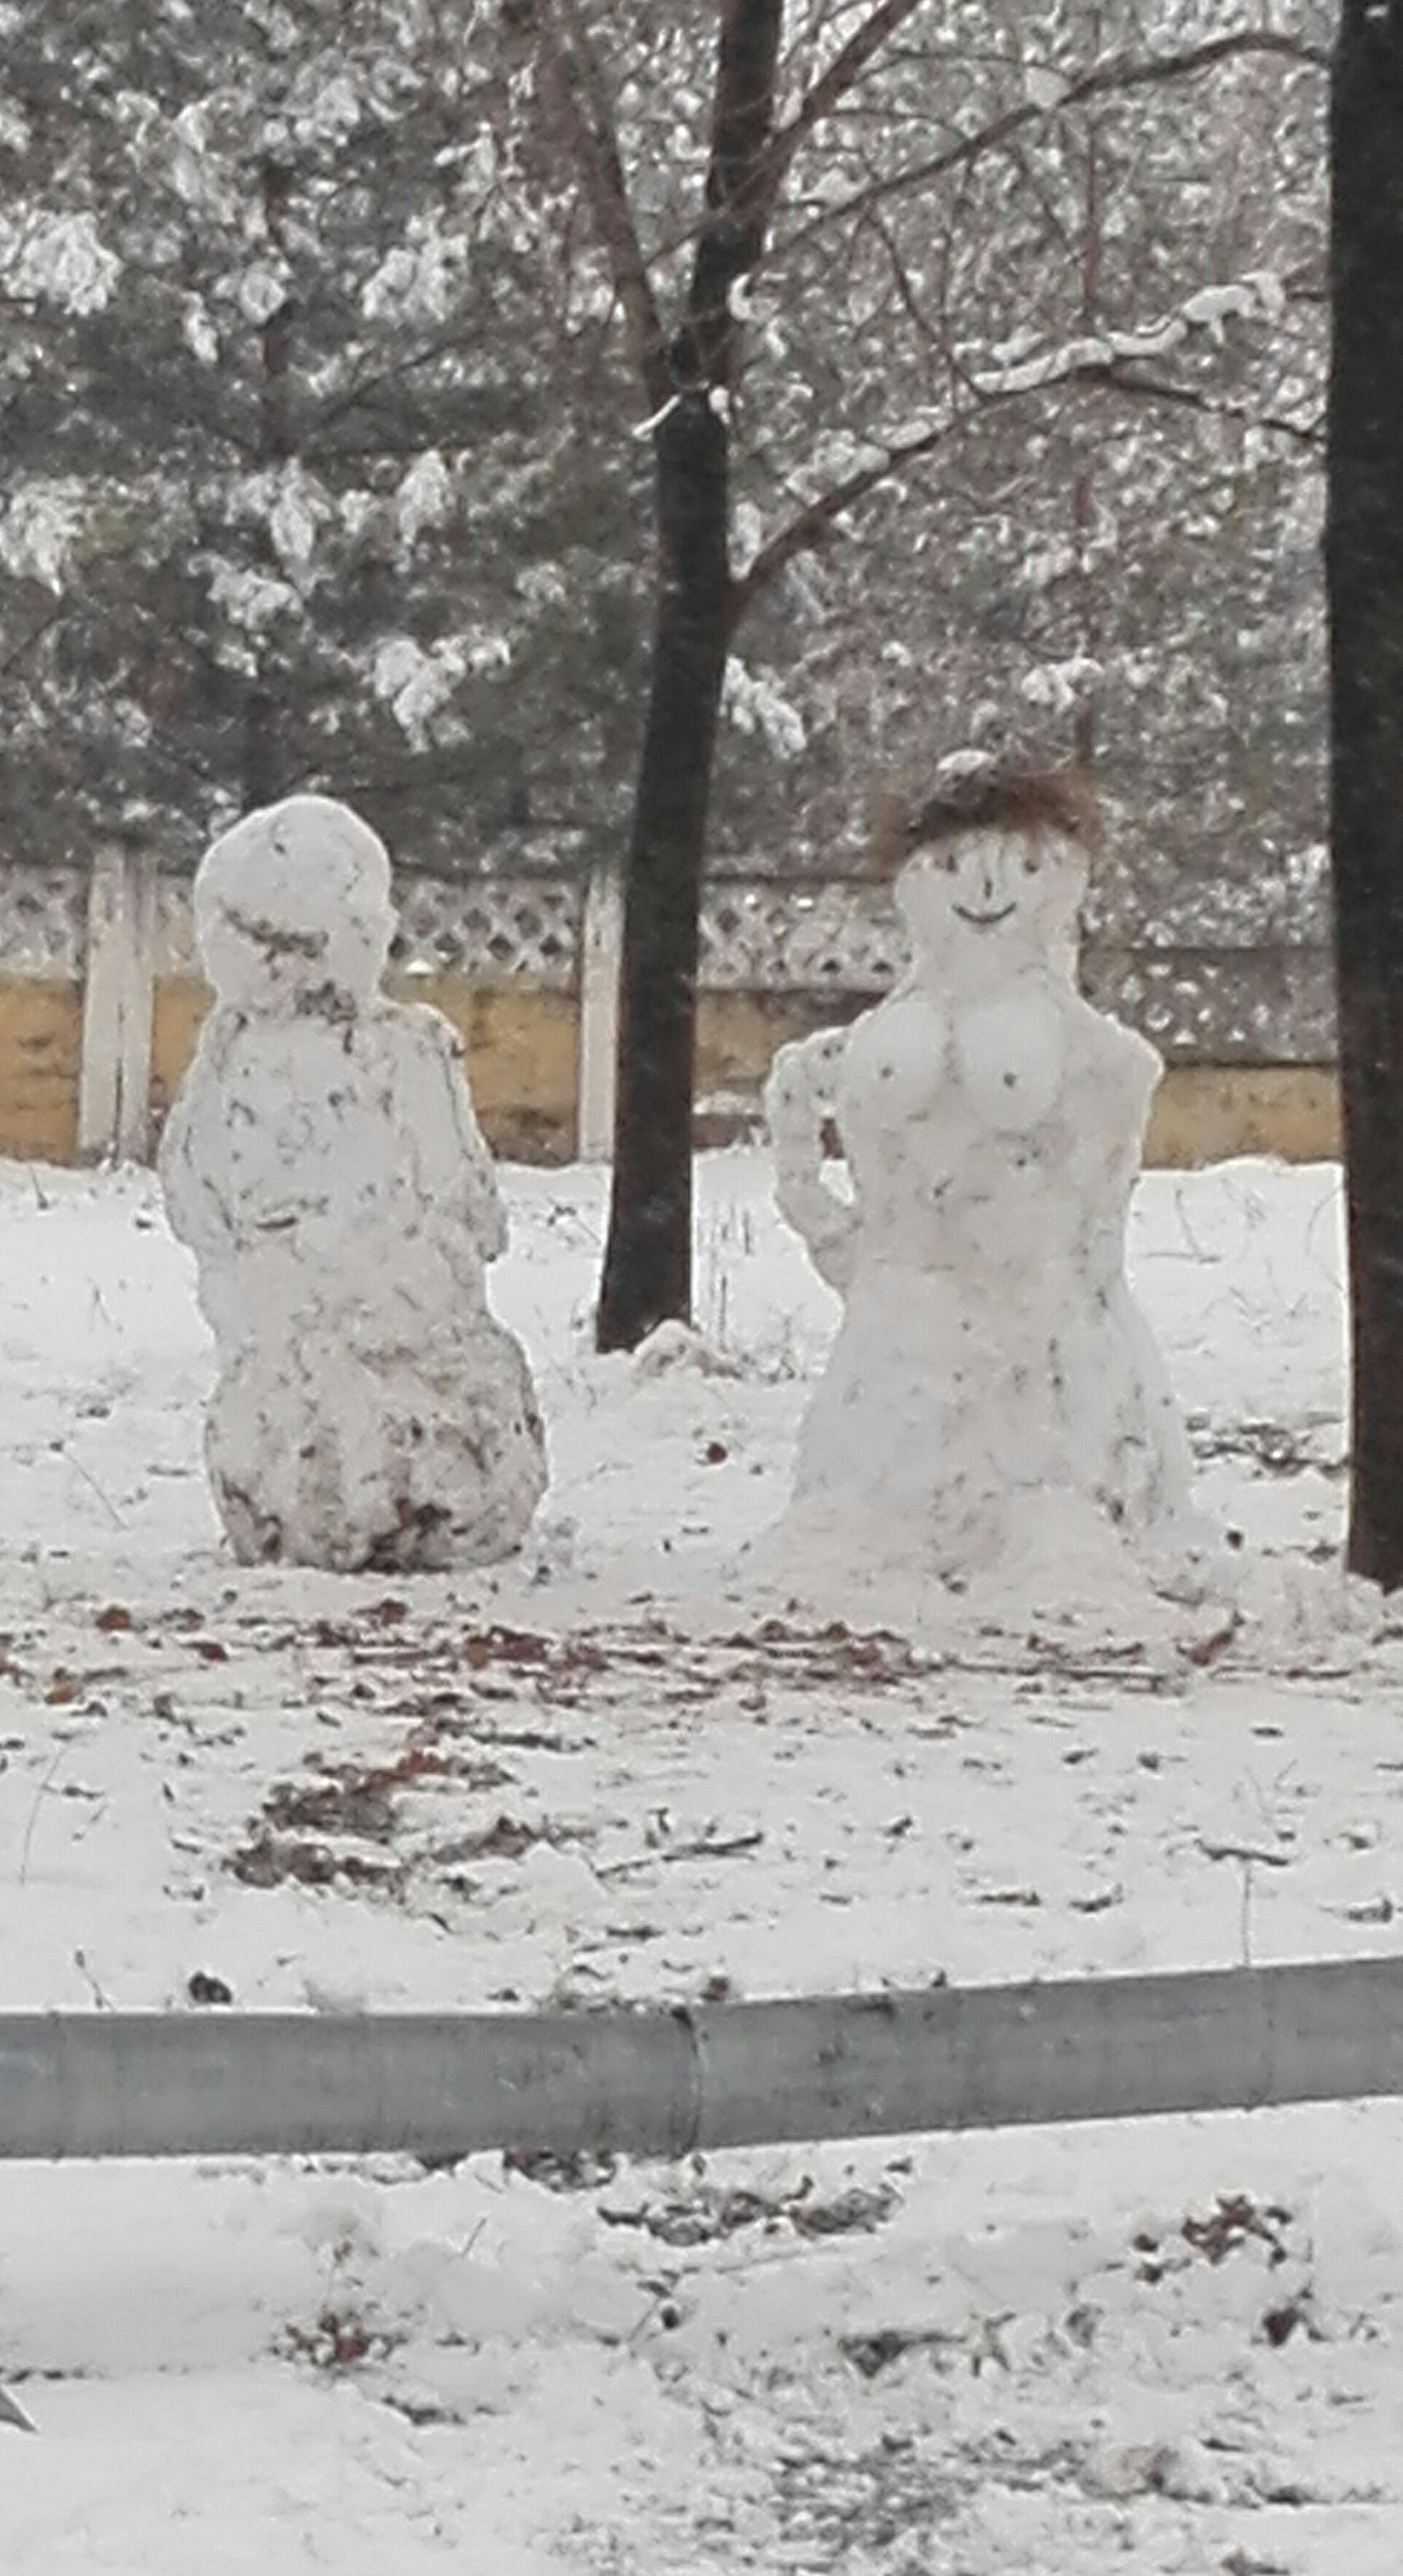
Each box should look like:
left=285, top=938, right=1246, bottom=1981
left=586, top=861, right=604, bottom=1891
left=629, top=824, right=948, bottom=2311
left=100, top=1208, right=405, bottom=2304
left=0, top=2, right=642, bottom=873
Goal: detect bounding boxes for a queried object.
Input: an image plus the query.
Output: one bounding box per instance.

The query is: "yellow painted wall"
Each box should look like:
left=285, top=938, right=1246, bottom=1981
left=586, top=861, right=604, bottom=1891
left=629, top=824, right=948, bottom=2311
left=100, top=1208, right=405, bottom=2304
left=390, top=976, right=579, bottom=1163
left=0, top=977, right=81, bottom=1162
left=149, top=977, right=211, bottom=1132
left=0, top=969, right=1345, bottom=1167
left=698, top=996, right=1345, bottom=1168
left=1144, top=1065, right=1342, bottom=1168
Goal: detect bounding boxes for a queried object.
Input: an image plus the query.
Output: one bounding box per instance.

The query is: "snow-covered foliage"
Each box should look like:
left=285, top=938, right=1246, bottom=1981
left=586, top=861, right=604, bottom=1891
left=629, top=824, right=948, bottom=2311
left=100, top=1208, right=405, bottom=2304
left=0, top=2, right=1329, bottom=923
left=723, top=657, right=808, bottom=761
left=0, top=206, right=119, bottom=311
left=0, top=1, right=644, bottom=871
left=0, top=479, right=89, bottom=590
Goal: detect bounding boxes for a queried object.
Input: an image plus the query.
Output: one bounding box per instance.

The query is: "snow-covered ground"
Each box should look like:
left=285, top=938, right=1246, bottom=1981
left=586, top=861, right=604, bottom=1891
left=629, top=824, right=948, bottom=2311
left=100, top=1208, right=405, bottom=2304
left=3, top=1150, right=1402, bottom=2572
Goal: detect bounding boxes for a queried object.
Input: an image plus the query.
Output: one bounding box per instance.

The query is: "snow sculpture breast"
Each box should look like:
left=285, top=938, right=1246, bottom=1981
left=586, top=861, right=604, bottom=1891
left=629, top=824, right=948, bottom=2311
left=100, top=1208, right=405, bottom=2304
left=766, top=769, right=1197, bottom=1599
left=160, top=794, right=546, bottom=1571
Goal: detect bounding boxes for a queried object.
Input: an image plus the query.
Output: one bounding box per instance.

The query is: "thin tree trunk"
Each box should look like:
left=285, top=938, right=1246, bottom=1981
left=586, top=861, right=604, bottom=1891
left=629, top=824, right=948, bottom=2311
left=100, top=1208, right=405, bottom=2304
left=244, top=159, right=293, bottom=811
left=595, top=393, right=730, bottom=1349
left=1072, top=52, right=1102, bottom=770
left=1328, top=2, right=1403, bottom=1584
left=595, top=0, right=785, bottom=1351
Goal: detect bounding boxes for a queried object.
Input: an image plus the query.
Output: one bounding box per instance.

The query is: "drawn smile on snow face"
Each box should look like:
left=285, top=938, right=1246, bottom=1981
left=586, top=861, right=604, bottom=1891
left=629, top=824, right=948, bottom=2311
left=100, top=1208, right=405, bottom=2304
left=951, top=900, right=1017, bottom=929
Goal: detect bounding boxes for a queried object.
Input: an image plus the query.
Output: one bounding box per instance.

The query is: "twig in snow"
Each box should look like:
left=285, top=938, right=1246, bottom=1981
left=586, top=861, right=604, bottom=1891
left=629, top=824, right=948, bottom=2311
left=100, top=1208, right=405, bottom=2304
left=74, top=1945, right=111, bottom=2009
left=1197, top=1836, right=1293, bottom=1870
left=57, top=1443, right=126, bottom=1529
left=18, top=1725, right=91, bottom=1886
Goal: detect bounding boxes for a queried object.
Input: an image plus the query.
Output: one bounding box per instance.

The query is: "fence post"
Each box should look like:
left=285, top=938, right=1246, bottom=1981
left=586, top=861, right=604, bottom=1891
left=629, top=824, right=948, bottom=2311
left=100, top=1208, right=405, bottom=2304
left=77, top=846, right=157, bottom=1164
left=577, top=861, right=623, bottom=1162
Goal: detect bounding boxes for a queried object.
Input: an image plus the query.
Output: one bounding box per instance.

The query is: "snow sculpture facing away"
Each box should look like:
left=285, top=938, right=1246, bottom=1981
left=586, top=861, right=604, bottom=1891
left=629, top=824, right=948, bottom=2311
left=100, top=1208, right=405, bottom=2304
left=766, top=768, right=1199, bottom=1604
left=160, top=794, right=546, bottom=1572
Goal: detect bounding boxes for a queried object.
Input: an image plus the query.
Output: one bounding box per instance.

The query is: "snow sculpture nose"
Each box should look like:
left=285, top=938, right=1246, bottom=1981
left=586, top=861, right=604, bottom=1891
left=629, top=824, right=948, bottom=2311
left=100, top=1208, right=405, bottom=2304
left=969, top=841, right=1012, bottom=914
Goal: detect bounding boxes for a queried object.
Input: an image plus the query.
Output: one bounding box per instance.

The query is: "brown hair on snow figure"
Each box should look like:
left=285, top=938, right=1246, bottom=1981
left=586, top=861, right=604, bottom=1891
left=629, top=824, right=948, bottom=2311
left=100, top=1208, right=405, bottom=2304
left=866, top=762, right=1104, bottom=879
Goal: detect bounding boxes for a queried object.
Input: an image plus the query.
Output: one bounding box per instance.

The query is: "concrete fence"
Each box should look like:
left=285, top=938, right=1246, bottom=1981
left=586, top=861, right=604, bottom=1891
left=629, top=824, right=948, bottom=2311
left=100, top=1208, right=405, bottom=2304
left=0, top=848, right=1338, bottom=1167
left=0, top=1959, right=1400, bottom=2162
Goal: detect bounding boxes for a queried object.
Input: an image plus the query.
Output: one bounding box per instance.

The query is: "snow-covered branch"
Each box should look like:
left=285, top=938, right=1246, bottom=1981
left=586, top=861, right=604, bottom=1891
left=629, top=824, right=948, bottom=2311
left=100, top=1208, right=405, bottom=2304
left=1048, top=362, right=1322, bottom=455
left=965, top=275, right=1312, bottom=403
left=731, top=271, right=1321, bottom=624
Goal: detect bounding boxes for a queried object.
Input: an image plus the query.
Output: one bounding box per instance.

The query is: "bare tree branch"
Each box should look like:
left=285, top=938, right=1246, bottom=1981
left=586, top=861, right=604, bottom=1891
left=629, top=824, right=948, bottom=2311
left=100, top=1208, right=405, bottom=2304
left=534, top=0, right=672, bottom=409
left=862, top=198, right=944, bottom=392
left=730, top=417, right=962, bottom=624
left=760, top=0, right=926, bottom=212
left=0, top=601, right=66, bottom=681
left=1072, top=361, right=1322, bottom=451
left=778, top=27, right=1328, bottom=256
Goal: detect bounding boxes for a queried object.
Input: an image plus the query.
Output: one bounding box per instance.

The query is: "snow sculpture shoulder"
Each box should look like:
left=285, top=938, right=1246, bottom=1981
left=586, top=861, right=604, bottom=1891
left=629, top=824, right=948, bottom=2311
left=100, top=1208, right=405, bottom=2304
left=766, top=767, right=1197, bottom=1602
left=160, top=794, right=546, bottom=1571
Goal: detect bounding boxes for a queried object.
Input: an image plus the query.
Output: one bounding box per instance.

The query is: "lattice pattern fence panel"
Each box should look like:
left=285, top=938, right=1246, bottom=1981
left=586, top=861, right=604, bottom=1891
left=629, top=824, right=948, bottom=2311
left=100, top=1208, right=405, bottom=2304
left=390, top=876, right=583, bottom=985
left=1, top=860, right=1335, bottom=1061
left=701, top=881, right=907, bottom=993
left=1086, top=947, right=1335, bottom=1065
left=700, top=878, right=1333, bottom=1062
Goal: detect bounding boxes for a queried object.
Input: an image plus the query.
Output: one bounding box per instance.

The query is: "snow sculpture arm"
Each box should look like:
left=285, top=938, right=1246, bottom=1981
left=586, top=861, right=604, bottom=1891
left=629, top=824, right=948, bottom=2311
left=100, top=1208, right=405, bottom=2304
left=766, top=1027, right=859, bottom=1295
left=156, top=1020, right=244, bottom=1335
left=444, top=1038, right=509, bottom=1264
left=1065, top=1009, right=1163, bottom=1299
left=399, top=1008, right=508, bottom=1266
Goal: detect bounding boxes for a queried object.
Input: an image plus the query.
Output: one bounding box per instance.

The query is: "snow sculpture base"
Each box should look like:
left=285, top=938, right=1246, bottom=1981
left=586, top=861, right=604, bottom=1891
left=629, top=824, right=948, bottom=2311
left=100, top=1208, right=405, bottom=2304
left=160, top=795, right=545, bottom=1573
left=765, top=772, right=1209, bottom=1628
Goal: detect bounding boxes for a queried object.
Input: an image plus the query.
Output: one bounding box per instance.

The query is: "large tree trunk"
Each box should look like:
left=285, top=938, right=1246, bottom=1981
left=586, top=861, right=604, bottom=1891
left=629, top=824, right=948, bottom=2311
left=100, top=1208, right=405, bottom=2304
left=1328, top=2, right=1403, bottom=1585
left=595, top=393, right=730, bottom=1351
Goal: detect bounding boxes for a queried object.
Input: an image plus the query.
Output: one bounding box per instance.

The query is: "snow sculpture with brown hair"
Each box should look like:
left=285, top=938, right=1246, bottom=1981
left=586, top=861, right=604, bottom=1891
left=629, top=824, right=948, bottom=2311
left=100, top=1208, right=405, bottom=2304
left=766, top=769, right=1198, bottom=1599
left=160, top=794, right=546, bottom=1571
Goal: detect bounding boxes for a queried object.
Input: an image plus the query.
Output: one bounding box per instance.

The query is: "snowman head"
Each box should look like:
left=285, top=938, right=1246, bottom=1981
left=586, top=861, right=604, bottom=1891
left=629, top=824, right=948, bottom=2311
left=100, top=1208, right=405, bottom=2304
left=196, top=795, right=395, bottom=1014
left=878, top=767, right=1096, bottom=977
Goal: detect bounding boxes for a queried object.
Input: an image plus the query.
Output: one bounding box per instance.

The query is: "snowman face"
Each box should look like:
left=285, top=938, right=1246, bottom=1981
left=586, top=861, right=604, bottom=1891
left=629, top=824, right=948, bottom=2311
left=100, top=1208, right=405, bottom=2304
left=895, top=827, right=1086, bottom=968
left=196, top=795, right=395, bottom=1013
